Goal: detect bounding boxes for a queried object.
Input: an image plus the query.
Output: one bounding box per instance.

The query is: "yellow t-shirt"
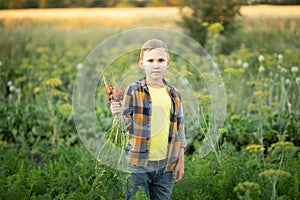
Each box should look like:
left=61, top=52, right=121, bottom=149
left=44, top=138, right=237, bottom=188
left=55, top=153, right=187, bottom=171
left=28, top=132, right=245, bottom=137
left=148, top=86, right=171, bottom=161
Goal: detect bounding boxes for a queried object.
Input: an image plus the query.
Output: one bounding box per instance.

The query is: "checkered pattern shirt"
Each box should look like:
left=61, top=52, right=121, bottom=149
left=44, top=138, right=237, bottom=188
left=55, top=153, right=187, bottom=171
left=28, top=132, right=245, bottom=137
left=123, top=77, right=186, bottom=171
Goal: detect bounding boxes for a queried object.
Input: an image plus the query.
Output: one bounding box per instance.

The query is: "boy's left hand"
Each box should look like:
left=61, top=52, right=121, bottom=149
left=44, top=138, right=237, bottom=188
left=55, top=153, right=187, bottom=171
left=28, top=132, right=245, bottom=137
left=174, top=156, right=184, bottom=182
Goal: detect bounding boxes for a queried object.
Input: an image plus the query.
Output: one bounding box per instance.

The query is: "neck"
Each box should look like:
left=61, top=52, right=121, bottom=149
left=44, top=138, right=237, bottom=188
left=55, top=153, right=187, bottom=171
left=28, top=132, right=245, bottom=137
left=146, top=79, right=164, bottom=88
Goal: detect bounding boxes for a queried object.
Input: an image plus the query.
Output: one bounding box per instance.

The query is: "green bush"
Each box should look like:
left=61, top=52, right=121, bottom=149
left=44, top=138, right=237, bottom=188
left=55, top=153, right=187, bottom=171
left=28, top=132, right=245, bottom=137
left=0, top=144, right=130, bottom=200
left=179, top=0, right=241, bottom=48
left=0, top=144, right=95, bottom=199
left=224, top=111, right=300, bottom=150
left=174, top=142, right=299, bottom=200
left=0, top=0, right=9, bottom=9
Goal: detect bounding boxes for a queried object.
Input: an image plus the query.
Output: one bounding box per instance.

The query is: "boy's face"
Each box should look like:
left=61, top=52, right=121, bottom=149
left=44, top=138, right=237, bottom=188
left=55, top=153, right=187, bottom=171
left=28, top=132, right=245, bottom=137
left=139, top=48, right=170, bottom=84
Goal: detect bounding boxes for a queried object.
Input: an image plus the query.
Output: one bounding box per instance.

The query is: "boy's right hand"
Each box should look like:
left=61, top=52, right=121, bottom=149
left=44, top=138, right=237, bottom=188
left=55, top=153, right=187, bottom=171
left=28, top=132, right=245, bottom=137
left=110, top=101, right=123, bottom=116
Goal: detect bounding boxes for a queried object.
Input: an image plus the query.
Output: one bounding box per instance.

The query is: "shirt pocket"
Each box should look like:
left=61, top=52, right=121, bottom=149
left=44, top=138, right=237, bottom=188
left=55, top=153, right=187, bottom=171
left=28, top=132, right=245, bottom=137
left=126, top=135, right=149, bottom=153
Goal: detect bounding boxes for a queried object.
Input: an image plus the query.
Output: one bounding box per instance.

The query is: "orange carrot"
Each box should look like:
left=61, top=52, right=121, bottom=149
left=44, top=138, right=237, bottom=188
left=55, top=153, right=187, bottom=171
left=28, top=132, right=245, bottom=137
left=103, top=75, right=113, bottom=101
left=103, top=76, right=125, bottom=102
left=118, top=81, right=125, bottom=101
left=113, top=82, right=119, bottom=101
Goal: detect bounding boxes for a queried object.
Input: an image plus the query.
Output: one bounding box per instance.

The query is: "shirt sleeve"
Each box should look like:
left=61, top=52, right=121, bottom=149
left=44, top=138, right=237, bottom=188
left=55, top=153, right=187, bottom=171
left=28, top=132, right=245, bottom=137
left=122, top=85, right=133, bottom=134
left=177, top=92, right=187, bottom=148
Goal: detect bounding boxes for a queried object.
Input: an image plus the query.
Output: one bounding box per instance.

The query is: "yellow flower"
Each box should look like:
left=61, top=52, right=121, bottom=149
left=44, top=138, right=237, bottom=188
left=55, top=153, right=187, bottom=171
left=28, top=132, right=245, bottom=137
left=238, top=67, right=245, bottom=74
left=33, top=86, right=40, bottom=94
left=246, top=81, right=263, bottom=87
left=262, top=78, right=273, bottom=83
left=224, top=67, right=239, bottom=75
left=202, top=94, right=212, bottom=101
left=201, top=22, right=209, bottom=27
left=219, top=128, right=228, bottom=134
left=268, top=141, right=298, bottom=154
left=247, top=103, right=258, bottom=112
left=180, top=69, right=193, bottom=76
left=259, top=169, right=291, bottom=178
left=233, top=181, right=261, bottom=197
left=58, top=103, right=73, bottom=117
left=246, top=144, right=265, bottom=153
left=48, top=89, right=69, bottom=100
left=44, top=78, right=63, bottom=86
left=254, top=91, right=269, bottom=99
left=208, top=22, right=224, bottom=33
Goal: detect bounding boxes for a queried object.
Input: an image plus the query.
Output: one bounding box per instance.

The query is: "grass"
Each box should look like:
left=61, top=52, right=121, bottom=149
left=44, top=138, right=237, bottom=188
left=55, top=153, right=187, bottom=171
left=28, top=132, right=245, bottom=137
left=240, top=5, right=300, bottom=18
left=1, top=5, right=299, bottom=53
left=0, top=7, right=180, bottom=28
left=1, top=5, right=300, bottom=26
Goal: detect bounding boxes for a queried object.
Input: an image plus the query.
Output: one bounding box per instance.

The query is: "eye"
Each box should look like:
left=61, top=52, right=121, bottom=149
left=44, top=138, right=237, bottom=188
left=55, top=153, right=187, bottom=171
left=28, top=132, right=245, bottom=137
left=147, top=59, right=154, bottom=63
left=158, top=58, right=165, bottom=62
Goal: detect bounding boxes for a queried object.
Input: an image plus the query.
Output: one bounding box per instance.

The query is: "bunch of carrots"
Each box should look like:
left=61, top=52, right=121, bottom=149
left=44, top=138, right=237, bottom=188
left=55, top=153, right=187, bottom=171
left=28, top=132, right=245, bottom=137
left=97, top=76, right=128, bottom=165
left=103, top=76, right=125, bottom=103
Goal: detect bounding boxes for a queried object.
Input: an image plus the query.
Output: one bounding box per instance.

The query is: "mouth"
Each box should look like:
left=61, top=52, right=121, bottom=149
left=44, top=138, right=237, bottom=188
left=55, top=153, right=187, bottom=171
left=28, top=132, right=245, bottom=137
left=152, top=71, right=160, bottom=74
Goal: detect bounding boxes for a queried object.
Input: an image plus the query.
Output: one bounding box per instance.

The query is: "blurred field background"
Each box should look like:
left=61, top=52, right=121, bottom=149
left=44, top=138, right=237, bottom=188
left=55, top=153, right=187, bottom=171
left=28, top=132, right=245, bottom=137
left=1, top=2, right=300, bottom=200
left=1, top=4, right=299, bottom=51
left=1, top=5, right=300, bottom=26
left=1, top=5, right=300, bottom=21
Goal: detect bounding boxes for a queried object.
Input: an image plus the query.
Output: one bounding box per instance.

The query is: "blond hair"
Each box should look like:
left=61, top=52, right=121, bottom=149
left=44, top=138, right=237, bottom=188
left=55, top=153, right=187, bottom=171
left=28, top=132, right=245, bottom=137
left=139, top=39, right=169, bottom=60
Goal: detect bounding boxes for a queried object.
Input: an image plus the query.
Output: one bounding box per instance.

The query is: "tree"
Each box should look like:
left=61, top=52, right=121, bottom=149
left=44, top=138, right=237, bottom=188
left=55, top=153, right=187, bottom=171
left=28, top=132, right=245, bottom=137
left=0, top=0, right=9, bottom=9
left=179, top=0, right=241, bottom=51
left=7, top=0, right=38, bottom=8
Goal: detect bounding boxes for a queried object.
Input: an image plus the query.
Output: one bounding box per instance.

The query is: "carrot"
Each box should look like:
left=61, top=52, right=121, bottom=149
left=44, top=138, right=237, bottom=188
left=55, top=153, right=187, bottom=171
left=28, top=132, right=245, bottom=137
left=103, top=76, right=125, bottom=102
left=118, top=81, right=125, bottom=101
left=113, top=82, right=119, bottom=101
left=103, top=75, right=113, bottom=101
left=98, top=78, right=128, bottom=166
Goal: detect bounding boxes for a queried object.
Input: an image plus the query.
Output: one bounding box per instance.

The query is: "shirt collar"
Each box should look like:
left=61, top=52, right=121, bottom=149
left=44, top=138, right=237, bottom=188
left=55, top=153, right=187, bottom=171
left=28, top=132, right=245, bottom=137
left=136, top=77, right=177, bottom=97
left=136, top=77, right=172, bottom=89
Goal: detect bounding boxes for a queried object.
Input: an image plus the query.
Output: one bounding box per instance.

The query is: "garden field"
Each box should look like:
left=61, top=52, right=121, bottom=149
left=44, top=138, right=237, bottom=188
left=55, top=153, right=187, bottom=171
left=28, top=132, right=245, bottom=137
left=1, top=5, right=300, bottom=199
left=1, top=5, right=300, bottom=26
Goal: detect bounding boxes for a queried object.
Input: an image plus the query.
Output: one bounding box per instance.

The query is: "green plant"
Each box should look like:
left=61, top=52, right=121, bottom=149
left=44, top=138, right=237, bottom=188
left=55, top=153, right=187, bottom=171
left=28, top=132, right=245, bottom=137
left=233, top=181, right=261, bottom=200
left=0, top=144, right=97, bottom=199
left=179, top=0, right=241, bottom=49
left=259, top=169, right=292, bottom=200
left=92, top=161, right=129, bottom=199
left=1, top=8, right=300, bottom=200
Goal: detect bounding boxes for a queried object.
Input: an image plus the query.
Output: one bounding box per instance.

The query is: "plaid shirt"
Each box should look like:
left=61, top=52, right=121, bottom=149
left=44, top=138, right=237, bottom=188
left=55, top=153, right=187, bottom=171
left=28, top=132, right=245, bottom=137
left=123, top=77, right=186, bottom=171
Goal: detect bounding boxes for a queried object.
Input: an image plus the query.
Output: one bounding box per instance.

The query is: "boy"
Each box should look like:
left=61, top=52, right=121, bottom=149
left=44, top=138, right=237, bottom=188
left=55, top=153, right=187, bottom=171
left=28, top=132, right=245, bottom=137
left=110, top=39, right=186, bottom=200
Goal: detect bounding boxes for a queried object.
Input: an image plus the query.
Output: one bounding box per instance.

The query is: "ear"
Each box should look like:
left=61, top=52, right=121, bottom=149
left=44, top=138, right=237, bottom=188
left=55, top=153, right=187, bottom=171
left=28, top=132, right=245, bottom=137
left=139, top=60, right=144, bottom=69
left=167, top=59, right=170, bottom=68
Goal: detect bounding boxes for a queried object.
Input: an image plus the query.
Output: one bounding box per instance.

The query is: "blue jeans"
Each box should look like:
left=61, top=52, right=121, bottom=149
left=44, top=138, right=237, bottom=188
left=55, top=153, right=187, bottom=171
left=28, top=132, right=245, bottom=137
left=126, top=160, right=174, bottom=200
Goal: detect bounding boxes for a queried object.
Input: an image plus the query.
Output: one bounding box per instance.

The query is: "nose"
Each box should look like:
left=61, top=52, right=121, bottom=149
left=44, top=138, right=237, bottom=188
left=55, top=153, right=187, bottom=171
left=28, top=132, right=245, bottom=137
left=153, top=64, right=160, bottom=69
